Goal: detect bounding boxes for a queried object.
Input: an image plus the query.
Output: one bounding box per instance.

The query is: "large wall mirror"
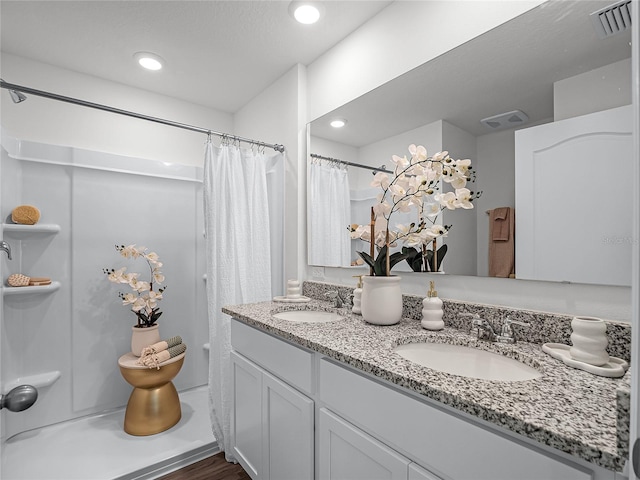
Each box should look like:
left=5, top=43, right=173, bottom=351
left=307, top=0, right=632, bottom=286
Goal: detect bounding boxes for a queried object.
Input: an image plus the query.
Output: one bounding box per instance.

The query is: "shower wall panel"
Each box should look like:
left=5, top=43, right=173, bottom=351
left=1, top=134, right=207, bottom=439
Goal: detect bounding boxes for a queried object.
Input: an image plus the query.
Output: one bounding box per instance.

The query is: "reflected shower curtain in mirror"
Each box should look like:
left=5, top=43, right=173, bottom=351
left=204, top=140, right=279, bottom=460
left=308, top=161, right=351, bottom=266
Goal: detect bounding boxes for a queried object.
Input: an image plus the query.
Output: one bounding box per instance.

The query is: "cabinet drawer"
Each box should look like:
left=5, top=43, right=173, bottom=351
left=319, top=359, right=592, bottom=480
left=231, top=319, right=314, bottom=395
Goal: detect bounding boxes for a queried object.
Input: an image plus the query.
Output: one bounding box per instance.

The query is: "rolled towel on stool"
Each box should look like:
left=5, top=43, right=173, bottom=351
left=11, top=205, right=40, bottom=225
left=139, top=335, right=183, bottom=357
left=137, top=343, right=187, bottom=369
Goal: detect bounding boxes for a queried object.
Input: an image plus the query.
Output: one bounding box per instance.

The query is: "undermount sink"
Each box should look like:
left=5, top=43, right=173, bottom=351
left=273, top=310, right=344, bottom=323
left=394, top=342, right=541, bottom=382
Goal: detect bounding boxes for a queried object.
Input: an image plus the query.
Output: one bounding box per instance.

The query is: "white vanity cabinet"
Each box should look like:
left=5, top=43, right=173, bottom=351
left=230, top=320, right=314, bottom=480
left=319, top=358, right=612, bottom=480
left=319, top=407, right=441, bottom=480
left=231, top=319, right=619, bottom=480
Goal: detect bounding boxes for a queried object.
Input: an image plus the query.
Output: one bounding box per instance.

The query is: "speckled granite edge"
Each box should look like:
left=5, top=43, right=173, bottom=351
left=302, top=280, right=631, bottom=362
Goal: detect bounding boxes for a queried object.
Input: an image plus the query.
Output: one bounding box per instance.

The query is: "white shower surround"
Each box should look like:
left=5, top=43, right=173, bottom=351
left=0, top=131, right=209, bottom=442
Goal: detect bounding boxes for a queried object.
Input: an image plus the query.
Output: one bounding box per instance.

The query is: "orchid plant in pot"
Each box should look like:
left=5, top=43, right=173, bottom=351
left=350, top=144, right=479, bottom=324
left=104, top=244, right=166, bottom=355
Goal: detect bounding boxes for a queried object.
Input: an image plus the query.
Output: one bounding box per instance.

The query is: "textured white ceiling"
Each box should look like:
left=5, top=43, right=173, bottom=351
left=0, top=0, right=392, bottom=113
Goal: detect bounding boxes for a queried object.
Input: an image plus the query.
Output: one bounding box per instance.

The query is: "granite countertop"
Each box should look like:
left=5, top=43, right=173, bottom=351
left=223, top=299, right=629, bottom=472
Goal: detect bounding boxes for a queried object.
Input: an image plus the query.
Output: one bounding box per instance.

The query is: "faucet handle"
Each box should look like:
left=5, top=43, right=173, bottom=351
left=497, top=317, right=529, bottom=343
left=503, top=317, right=530, bottom=328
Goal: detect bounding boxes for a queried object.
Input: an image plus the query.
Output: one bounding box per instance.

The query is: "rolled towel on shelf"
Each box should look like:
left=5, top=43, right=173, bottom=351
left=139, top=335, right=183, bottom=357
left=137, top=343, right=187, bottom=369
left=7, top=274, right=52, bottom=287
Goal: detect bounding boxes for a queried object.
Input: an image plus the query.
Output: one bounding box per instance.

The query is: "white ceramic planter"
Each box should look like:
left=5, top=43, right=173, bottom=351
left=131, top=324, right=161, bottom=357
left=360, top=276, right=403, bottom=325
left=569, top=316, right=609, bottom=366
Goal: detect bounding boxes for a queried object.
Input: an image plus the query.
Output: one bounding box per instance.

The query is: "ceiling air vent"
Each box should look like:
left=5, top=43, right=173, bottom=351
left=590, top=1, right=632, bottom=39
left=480, top=110, right=529, bottom=131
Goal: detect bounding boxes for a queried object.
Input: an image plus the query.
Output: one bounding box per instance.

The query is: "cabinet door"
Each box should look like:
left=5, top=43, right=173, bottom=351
left=319, top=408, right=410, bottom=480
left=262, top=371, right=314, bottom=480
left=231, top=351, right=262, bottom=480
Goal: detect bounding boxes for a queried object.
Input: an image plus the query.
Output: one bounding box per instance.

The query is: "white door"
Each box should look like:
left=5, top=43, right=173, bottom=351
left=318, top=407, right=410, bottom=480
left=515, top=104, right=633, bottom=286
left=231, top=351, right=262, bottom=480
left=262, top=370, right=314, bottom=480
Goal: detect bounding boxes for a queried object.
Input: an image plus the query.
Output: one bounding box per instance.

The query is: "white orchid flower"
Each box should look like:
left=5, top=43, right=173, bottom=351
left=408, top=144, right=427, bottom=162
left=153, top=272, right=165, bottom=283
left=373, top=201, right=392, bottom=218
left=429, top=225, right=448, bottom=237
left=392, top=154, right=410, bottom=170
left=389, top=183, right=406, bottom=198
left=371, top=172, right=390, bottom=189
left=422, top=202, right=441, bottom=218
left=432, top=151, right=449, bottom=162
left=130, top=278, right=150, bottom=293
left=455, top=158, right=472, bottom=173
left=144, top=252, right=159, bottom=263
left=121, top=293, right=136, bottom=306
left=131, top=297, right=146, bottom=312
left=436, top=192, right=457, bottom=210
left=107, top=267, right=126, bottom=283
left=454, top=188, right=474, bottom=209
left=450, top=171, right=468, bottom=189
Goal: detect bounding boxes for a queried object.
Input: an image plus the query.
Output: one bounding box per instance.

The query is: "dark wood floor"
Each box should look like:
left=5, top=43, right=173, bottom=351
left=157, top=452, right=251, bottom=480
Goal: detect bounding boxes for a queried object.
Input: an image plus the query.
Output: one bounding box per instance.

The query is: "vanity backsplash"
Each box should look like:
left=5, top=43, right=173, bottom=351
left=302, top=280, right=631, bottom=362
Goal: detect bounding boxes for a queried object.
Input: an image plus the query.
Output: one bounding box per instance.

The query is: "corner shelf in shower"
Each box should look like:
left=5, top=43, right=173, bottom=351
left=2, top=223, right=61, bottom=238
left=3, top=281, right=61, bottom=297
left=2, top=370, right=61, bottom=394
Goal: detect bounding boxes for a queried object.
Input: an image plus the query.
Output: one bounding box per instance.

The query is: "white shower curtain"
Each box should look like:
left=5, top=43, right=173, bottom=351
left=204, top=140, right=281, bottom=460
left=308, top=161, right=351, bottom=266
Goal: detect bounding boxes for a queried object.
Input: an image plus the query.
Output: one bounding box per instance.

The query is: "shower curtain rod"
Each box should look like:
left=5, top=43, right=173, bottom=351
left=0, top=80, right=285, bottom=153
left=310, top=153, right=393, bottom=174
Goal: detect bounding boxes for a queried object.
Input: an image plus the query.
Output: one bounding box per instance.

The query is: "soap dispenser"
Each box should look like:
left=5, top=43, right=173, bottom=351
left=421, top=281, right=444, bottom=330
left=352, top=275, right=363, bottom=315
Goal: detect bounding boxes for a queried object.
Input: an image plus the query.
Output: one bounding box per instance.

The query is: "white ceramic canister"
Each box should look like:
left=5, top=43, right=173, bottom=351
left=360, top=275, right=403, bottom=326
left=569, top=316, right=609, bottom=366
left=131, top=324, right=161, bottom=357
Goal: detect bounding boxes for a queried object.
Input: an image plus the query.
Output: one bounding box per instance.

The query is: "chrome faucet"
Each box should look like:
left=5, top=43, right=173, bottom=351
left=472, top=316, right=497, bottom=341
left=325, top=290, right=351, bottom=308
left=0, top=241, right=11, bottom=260
left=496, top=317, right=531, bottom=344
left=460, top=313, right=530, bottom=343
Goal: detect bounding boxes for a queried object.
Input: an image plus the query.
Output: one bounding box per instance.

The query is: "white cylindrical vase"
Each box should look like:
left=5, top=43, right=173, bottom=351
left=360, top=276, right=403, bottom=326
left=569, top=316, right=609, bottom=366
left=131, top=324, right=161, bottom=357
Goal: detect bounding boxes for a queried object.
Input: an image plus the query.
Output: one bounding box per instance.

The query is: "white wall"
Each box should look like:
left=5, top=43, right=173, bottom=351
left=307, top=1, right=544, bottom=121
left=554, top=58, right=632, bottom=121
left=1, top=53, right=233, bottom=166
left=234, top=64, right=307, bottom=288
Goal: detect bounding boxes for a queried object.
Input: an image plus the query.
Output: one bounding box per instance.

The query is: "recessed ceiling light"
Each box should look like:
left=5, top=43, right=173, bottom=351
left=289, top=1, right=323, bottom=25
left=330, top=118, right=347, bottom=128
left=134, top=52, right=164, bottom=71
